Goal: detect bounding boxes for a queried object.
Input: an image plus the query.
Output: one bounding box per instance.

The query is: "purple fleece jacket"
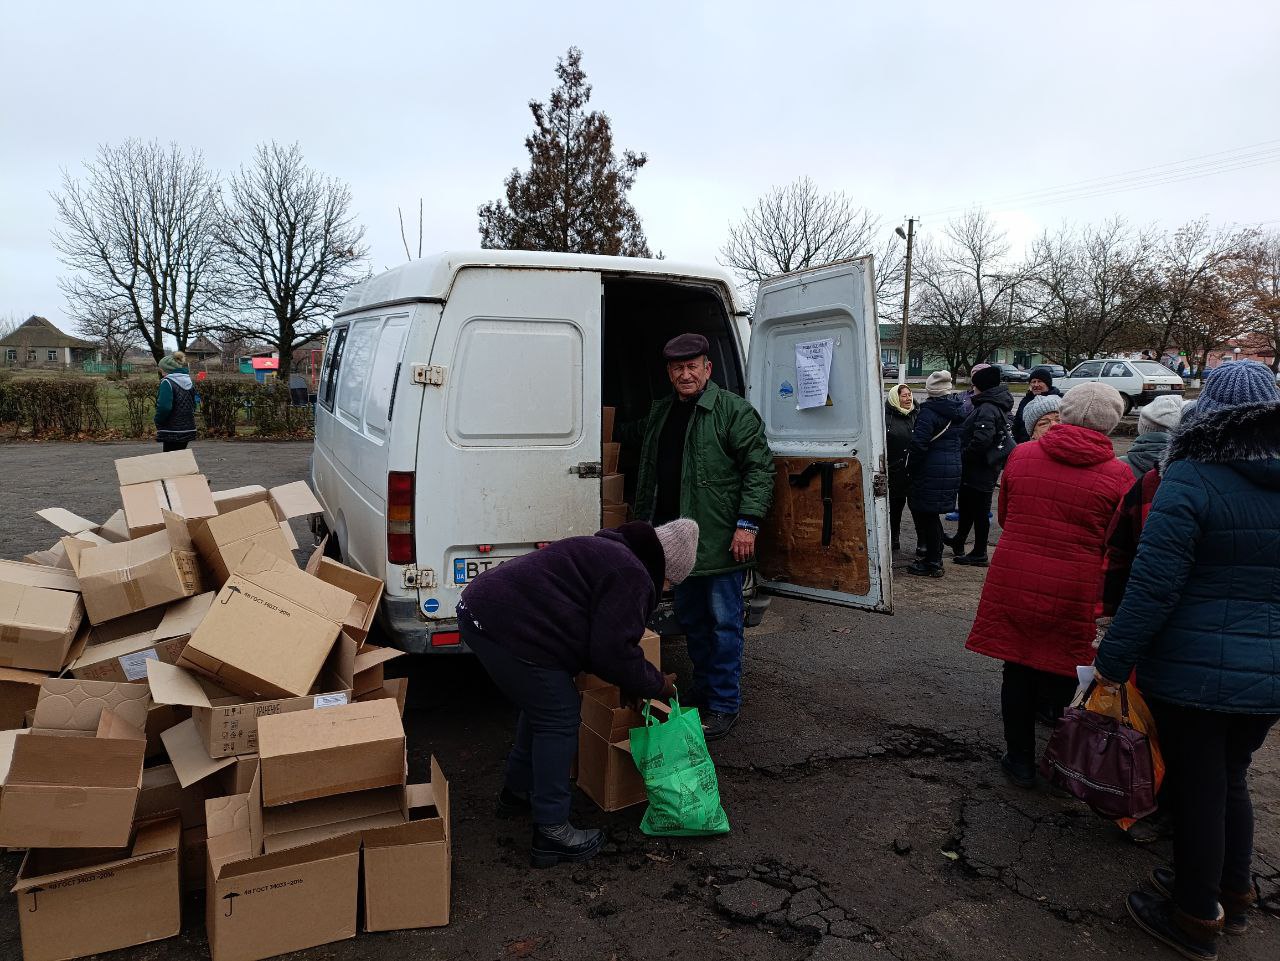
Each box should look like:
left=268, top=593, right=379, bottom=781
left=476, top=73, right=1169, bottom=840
left=459, top=522, right=666, bottom=699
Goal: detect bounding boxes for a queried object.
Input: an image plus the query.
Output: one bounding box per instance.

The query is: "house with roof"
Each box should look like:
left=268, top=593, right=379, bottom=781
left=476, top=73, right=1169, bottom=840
left=0, top=316, right=98, bottom=368
left=184, top=334, right=223, bottom=368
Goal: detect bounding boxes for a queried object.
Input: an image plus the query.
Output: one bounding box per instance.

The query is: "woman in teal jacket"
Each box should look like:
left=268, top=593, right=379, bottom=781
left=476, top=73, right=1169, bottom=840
left=1095, top=360, right=1280, bottom=960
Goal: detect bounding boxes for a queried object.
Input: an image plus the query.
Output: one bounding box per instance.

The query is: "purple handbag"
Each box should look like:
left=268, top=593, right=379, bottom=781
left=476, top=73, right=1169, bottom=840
left=1039, top=681, right=1158, bottom=820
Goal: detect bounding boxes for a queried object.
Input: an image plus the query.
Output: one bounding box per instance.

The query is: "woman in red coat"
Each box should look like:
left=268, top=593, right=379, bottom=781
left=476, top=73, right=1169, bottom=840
left=966, top=383, right=1134, bottom=788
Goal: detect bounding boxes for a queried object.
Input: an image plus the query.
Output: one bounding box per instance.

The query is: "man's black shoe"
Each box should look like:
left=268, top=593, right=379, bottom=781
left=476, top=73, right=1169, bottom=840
left=1000, top=753, right=1036, bottom=789
left=530, top=823, right=604, bottom=869
left=496, top=786, right=532, bottom=818
left=905, top=561, right=943, bottom=578
left=1149, top=868, right=1252, bottom=935
left=953, top=554, right=989, bottom=567
left=702, top=710, right=739, bottom=741
left=1126, top=889, right=1221, bottom=960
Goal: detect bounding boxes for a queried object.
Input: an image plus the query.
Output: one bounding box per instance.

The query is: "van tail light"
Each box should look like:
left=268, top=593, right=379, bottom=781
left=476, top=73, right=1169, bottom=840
left=431, top=631, right=461, bottom=647
left=387, top=471, right=415, bottom=565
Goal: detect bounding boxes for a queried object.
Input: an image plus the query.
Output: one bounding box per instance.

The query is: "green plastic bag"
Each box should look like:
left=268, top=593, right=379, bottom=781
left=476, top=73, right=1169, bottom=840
left=629, top=695, right=730, bottom=837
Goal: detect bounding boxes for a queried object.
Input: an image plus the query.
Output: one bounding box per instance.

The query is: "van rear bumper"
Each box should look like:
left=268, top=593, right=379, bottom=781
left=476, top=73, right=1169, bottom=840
left=379, top=597, right=469, bottom=654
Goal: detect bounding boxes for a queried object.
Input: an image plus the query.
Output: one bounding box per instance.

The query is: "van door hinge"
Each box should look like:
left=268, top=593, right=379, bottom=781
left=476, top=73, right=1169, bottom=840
left=402, top=567, right=437, bottom=589
left=411, top=364, right=446, bottom=386
left=571, top=462, right=603, bottom=478
left=872, top=472, right=889, bottom=497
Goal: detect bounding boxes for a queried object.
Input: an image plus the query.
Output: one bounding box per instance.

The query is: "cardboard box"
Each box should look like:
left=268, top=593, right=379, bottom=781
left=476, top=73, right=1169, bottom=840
left=119, top=473, right=218, bottom=538
left=356, top=677, right=409, bottom=716
left=0, top=678, right=151, bottom=847
left=0, top=667, right=45, bottom=731
left=148, top=635, right=357, bottom=758
left=352, top=644, right=404, bottom=697
left=602, top=503, right=629, bottom=528
left=205, top=768, right=360, bottom=961
left=602, top=406, right=616, bottom=443
left=258, top=698, right=405, bottom=807
left=68, top=591, right=213, bottom=682
left=0, top=559, right=80, bottom=593
left=12, top=815, right=181, bottom=961
left=0, top=578, right=85, bottom=673
left=35, top=508, right=130, bottom=544
left=114, top=449, right=198, bottom=487
left=305, top=546, right=384, bottom=645
left=602, top=472, right=625, bottom=506
left=363, top=757, right=451, bottom=931
left=603, top=442, right=621, bottom=475
left=188, top=501, right=296, bottom=587
left=178, top=546, right=356, bottom=699
left=577, top=628, right=660, bottom=692
left=262, top=781, right=409, bottom=854
left=576, top=687, right=655, bottom=812
left=210, top=481, right=324, bottom=554
left=63, top=513, right=203, bottom=624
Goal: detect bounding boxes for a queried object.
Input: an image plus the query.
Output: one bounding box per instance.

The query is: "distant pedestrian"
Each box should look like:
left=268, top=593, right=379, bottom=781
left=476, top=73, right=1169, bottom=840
left=1118, top=395, right=1184, bottom=479
left=1020, top=394, right=1062, bottom=442
left=884, top=383, right=918, bottom=553
left=155, top=351, right=198, bottom=452
left=965, top=383, right=1132, bottom=788
left=1095, top=360, right=1280, bottom=958
left=960, top=362, right=993, bottom=417
left=1012, top=366, right=1064, bottom=444
left=946, top=364, right=1013, bottom=566
left=905, top=371, right=965, bottom=578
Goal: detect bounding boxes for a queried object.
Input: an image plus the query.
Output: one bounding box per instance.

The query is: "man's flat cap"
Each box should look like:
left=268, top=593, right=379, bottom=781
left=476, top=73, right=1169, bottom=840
left=663, top=333, right=710, bottom=362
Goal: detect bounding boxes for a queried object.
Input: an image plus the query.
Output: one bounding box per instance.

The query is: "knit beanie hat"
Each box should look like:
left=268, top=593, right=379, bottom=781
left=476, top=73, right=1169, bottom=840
left=1059, top=383, right=1125, bottom=435
left=159, top=351, right=187, bottom=373
left=654, top=519, right=700, bottom=585
left=1193, top=359, right=1280, bottom=418
left=1029, top=366, right=1054, bottom=389
left=971, top=364, right=1002, bottom=392
left=1137, top=394, right=1186, bottom=435
left=925, top=370, right=953, bottom=397
left=1021, top=393, right=1062, bottom=434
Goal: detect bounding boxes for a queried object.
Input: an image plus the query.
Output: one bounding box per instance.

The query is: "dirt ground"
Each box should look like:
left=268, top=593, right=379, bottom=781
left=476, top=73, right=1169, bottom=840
left=0, top=439, right=1275, bottom=961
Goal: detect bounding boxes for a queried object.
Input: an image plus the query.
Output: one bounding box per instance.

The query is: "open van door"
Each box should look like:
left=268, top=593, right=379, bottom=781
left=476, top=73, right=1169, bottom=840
left=747, top=258, right=892, bottom=613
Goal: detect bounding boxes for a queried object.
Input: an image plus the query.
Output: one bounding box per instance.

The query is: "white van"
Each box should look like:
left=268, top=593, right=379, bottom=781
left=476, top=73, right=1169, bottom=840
left=310, top=250, right=890, bottom=653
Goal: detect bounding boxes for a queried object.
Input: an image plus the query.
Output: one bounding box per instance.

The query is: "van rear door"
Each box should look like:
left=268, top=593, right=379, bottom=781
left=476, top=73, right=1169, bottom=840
left=746, top=258, right=891, bottom=612
left=412, top=266, right=602, bottom=621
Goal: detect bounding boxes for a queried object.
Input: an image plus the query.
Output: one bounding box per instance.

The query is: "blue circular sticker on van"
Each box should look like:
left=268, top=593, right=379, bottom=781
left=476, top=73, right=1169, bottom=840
left=423, top=598, right=440, bottom=614
left=779, top=380, right=794, bottom=398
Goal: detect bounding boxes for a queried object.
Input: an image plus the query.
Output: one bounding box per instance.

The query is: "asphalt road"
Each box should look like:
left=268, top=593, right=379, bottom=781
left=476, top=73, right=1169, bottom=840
left=0, top=439, right=1275, bottom=961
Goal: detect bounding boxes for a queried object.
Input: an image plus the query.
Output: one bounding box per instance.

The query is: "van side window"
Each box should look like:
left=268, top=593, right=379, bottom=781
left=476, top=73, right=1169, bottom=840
left=336, top=319, right=379, bottom=422
left=363, top=315, right=410, bottom=438
left=319, top=326, right=348, bottom=411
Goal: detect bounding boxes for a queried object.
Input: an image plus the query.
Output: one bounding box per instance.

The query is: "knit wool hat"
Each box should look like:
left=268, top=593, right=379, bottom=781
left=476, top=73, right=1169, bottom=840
left=1029, top=366, right=1054, bottom=389
left=1021, top=393, right=1062, bottom=434
left=1060, top=383, right=1125, bottom=435
left=971, top=364, right=1002, bottom=392
left=925, top=370, right=954, bottom=397
left=1193, top=359, right=1280, bottom=418
left=1137, top=394, right=1186, bottom=435
left=159, top=351, right=187, bottom=373
left=654, top=519, right=700, bottom=585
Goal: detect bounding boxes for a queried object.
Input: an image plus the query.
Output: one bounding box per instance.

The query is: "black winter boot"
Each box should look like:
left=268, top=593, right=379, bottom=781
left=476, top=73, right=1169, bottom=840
left=1127, top=889, right=1222, bottom=960
left=531, top=823, right=604, bottom=869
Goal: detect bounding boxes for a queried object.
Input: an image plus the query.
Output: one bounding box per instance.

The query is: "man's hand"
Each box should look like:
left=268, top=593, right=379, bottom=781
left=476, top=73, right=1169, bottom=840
left=1092, top=616, right=1113, bottom=650
left=731, top=528, right=757, bottom=563
left=1092, top=665, right=1123, bottom=690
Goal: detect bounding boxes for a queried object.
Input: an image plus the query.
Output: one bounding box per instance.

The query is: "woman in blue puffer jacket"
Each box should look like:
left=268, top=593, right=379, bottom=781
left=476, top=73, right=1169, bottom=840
left=1095, top=360, right=1280, bottom=960
left=905, top=370, right=965, bottom=577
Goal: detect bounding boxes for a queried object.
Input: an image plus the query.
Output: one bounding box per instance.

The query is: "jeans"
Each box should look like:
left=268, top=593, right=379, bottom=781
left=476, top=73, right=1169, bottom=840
left=673, top=570, right=745, bottom=714
left=953, top=485, right=994, bottom=558
left=889, top=488, right=908, bottom=549
left=1147, top=699, right=1279, bottom=920
left=1000, top=661, right=1077, bottom=763
left=910, top=510, right=944, bottom=567
left=161, top=439, right=189, bottom=452
left=459, top=617, right=580, bottom=825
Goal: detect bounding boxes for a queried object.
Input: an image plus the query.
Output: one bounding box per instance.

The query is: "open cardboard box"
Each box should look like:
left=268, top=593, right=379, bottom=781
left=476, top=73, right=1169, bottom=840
left=0, top=562, right=86, bottom=672
left=188, top=501, right=297, bottom=587
left=305, top=542, right=384, bottom=645
left=69, top=591, right=213, bottom=683
left=257, top=697, right=405, bottom=807
left=577, top=688, right=669, bottom=812
left=149, top=633, right=357, bottom=758
left=36, top=507, right=131, bottom=545
left=63, top=512, right=203, bottom=625
left=12, top=815, right=181, bottom=961
left=209, top=480, right=324, bottom=555
left=115, top=449, right=199, bottom=487
left=0, top=667, right=45, bottom=731
left=178, top=545, right=357, bottom=699
left=0, top=678, right=151, bottom=848
left=120, top=475, right=218, bottom=539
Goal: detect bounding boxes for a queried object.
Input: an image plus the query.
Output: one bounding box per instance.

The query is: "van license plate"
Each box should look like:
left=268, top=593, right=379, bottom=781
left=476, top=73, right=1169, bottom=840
left=453, top=556, right=514, bottom=584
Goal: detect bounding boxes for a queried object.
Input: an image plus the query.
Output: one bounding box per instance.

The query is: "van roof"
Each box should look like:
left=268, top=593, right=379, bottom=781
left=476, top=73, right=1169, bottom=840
left=338, top=249, right=748, bottom=316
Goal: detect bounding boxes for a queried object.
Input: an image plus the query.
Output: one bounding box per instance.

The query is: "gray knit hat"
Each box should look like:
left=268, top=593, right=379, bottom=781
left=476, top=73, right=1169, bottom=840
left=159, top=351, right=186, bottom=373
left=1193, top=359, right=1280, bottom=418
left=925, top=370, right=953, bottom=397
left=1021, top=393, right=1062, bottom=434
left=1137, top=394, right=1185, bottom=435
left=1060, top=383, right=1126, bottom=435
left=655, top=519, right=700, bottom=585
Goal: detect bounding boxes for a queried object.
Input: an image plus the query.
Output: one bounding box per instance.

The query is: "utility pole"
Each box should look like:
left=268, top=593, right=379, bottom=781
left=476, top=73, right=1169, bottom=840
left=896, top=217, right=916, bottom=385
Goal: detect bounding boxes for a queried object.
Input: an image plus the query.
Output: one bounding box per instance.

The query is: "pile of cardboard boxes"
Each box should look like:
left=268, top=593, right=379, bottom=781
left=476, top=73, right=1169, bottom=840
left=0, top=450, right=449, bottom=961
left=602, top=405, right=628, bottom=527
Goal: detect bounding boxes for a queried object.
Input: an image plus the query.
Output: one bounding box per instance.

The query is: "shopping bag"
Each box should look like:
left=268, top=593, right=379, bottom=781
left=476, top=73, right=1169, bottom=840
left=628, top=695, right=730, bottom=837
left=1085, top=680, right=1166, bottom=831
left=1040, top=680, right=1158, bottom=820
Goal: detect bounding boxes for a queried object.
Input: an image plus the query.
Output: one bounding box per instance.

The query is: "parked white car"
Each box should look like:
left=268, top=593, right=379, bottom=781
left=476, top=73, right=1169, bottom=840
left=1056, top=359, right=1186, bottom=414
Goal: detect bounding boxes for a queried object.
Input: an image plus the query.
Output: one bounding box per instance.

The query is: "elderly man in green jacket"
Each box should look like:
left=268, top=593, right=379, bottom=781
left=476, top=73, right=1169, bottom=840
left=628, top=333, right=774, bottom=740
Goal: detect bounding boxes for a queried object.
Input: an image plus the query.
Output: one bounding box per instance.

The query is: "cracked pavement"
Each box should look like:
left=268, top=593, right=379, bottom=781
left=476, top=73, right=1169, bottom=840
left=0, top=440, right=1277, bottom=961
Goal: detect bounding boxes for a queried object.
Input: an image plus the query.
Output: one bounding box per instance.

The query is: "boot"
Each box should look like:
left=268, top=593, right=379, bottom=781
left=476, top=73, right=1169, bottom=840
left=1127, top=890, right=1223, bottom=961
left=496, top=786, right=532, bottom=819
left=953, top=554, right=989, bottom=567
left=1149, top=868, right=1255, bottom=935
left=1000, top=753, right=1036, bottom=789
left=531, top=822, right=604, bottom=869
left=905, top=561, right=944, bottom=578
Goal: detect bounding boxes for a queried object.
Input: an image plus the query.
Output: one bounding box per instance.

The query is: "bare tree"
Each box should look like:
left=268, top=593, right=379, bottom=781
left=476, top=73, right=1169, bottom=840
left=720, top=177, right=899, bottom=309
left=0, top=313, right=24, bottom=339
left=53, top=140, right=223, bottom=361
left=76, top=304, right=141, bottom=374
left=398, top=199, right=424, bottom=262
left=216, top=142, right=368, bottom=378
left=1142, top=219, right=1243, bottom=359
left=1228, top=229, right=1280, bottom=371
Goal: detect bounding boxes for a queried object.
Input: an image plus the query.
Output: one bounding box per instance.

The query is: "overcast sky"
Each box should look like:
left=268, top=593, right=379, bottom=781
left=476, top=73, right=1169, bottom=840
left=3, top=0, right=1277, bottom=331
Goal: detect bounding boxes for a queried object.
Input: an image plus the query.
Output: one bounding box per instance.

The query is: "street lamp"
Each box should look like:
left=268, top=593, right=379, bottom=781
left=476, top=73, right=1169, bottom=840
left=895, top=219, right=916, bottom=385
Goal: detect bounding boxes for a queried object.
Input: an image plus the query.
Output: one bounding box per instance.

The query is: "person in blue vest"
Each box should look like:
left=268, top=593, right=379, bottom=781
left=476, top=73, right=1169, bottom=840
left=154, top=351, right=199, bottom=452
